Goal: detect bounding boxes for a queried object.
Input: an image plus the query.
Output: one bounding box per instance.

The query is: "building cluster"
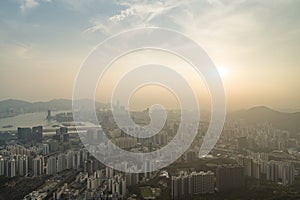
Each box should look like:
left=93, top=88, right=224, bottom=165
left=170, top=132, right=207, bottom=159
left=114, top=137, right=137, bottom=149
left=52, top=167, right=131, bottom=200
left=17, top=125, right=70, bottom=149
left=107, top=127, right=169, bottom=151
left=0, top=142, right=91, bottom=178
left=171, top=171, right=214, bottom=199
left=0, top=145, right=37, bottom=177
left=170, top=165, right=246, bottom=199
left=220, top=123, right=299, bottom=152
left=237, top=151, right=295, bottom=185
left=1, top=109, right=299, bottom=200
left=17, top=126, right=43, bottom=144
left=46, top=150, right=84, bottom=175
left=52, top=127, right=70, bottom=143
left=251, top=126, right=297, bottom=150
left=55, top=112, right=74, bottom=122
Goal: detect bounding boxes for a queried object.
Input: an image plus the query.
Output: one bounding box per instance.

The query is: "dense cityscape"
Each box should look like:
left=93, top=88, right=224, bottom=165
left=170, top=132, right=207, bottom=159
left=0, top=104, right=299, bottom=200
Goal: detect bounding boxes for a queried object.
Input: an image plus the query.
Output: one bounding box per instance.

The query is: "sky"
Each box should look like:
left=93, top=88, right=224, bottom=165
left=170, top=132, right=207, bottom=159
left=0, top=0, right=300, bottom=111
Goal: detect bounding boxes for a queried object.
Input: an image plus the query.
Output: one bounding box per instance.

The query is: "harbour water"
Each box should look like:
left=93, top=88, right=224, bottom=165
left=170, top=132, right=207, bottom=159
left=0, top=111, right=68, bottom=132
left=0, top=110, right=99, bottom=136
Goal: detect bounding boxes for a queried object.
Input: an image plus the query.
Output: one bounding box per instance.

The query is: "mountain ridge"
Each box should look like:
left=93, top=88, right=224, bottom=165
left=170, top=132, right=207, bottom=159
left=0, top=98, right=108, bottom=116
left=229, top=106, right=300, bottom=134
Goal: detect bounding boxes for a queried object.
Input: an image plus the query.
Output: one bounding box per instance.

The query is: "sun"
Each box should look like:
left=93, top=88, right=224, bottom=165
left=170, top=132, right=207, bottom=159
left=217, top=66, right=229, bottom=78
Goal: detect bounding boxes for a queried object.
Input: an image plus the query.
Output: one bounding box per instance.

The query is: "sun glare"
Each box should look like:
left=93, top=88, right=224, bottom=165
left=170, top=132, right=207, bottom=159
left=217, top=66, right=229, bottom=78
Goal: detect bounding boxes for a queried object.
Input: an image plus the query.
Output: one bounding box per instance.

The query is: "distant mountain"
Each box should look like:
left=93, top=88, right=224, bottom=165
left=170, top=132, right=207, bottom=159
left=0, top=99, right=108, bottom=117
left=229, top=106, right=300, bottom=134
left=0, top=99, right=32, bottom=112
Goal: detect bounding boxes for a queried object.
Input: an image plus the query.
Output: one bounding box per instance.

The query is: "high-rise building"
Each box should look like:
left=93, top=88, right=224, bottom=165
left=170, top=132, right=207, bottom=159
left=47, top=110, right=51, bottom=120
left=106, top=167, right=114, bottom=179
left=6, top=158, right=16, bottom=178
left=18, top=126, right=43, bottom=143
left=87, top=177, right=99, bottom=190
left=18, top=155, right=28, bottom=176
left=171, top=171, right=214, bottom=199
left=266, top=161, right=295, bottom=185
left=171, top=175, right=181, bottom=199
left=80, top=149, right=89, bottom=163
left=252, top=159, right=261, bottom=179
left=120, top=178, right=126, bottom=197
left=32, top=126, right=43, bottom=143
left=281, top=162, right=295, bottom=186
left=57, top=154, right=66, bottom=173
left=0, top=156, right=6, bottom=176
left=216, top=165, right=244, bottom=192
left=191, top=171, right=214, bottom=194
left=46, top=156, right=57, bottom=175
left=84, top=160, right=94, bottom=175
left=72, top=151, right=81, bottom=170
left=66, top=151, right=73, bottom=170
left=266, top=161, right=278, bottom=182
left=33, top=156, right=43, bottom=177
left=55, top=127, right=69, bottom=142
left=17, top=127, right=32, bottom=143
left=43, top=143, right=50, bottom=155
left=125, top=172, right=139, bottom=186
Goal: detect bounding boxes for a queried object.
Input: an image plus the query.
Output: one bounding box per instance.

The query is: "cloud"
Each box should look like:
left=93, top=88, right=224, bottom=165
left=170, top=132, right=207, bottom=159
left=83, top=0, right=183, bottom=35
left=81, top=0, right=300, bottom=74
left=83, top=18, right=110, bottom=34
left=108, top=0, right=180, bottom=23
left=83, top=0, right=245, bottom=36
left=20, top=0, right=39, bottom=13
left=12, top=41, right=33, bottom=59
left=19, top=0, right=52, bottom=13
left=0, top=40, right=34, bottom=63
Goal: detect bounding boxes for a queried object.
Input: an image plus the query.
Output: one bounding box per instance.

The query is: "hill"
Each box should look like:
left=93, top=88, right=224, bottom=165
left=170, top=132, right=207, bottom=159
left=0, top=99, right=107, bottom=118
left=229, top=106, right=300, bottom=134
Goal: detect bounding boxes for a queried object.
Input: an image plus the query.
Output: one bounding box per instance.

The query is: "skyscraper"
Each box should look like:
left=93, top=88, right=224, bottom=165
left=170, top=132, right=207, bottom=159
left=0, top=156, right=6, bottom=176
left=46, top=156, right=57, bottom=175
left=33, top=156, right=43, bottom=177
left=17, top=127, right=32, bottom=143
left=191, top=171, right=214, bottom=194
left=18, top=155, right=28, bottom=176
left=32, top=126, right=43, bottom=143
left=57, top=153, right=66, bottom=173
left=66, top=151, right=73, bottom=170
left=43, top=143, right=50, bottom=155
left=171, top=171, right=215, bottom=199
left=72, top=151, right=81, bottom=170
left=6, top=158, right=16, bottom=178
left=18, top=126, right=43, bottom=143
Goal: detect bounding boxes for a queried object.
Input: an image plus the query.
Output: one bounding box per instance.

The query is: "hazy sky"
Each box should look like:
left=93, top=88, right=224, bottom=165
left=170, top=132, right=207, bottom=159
left=0, top=0, right=300, bottom=111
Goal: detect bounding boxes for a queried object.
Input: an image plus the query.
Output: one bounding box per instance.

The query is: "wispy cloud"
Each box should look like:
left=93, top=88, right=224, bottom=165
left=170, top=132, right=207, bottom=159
left=12, top=41, right=33, bottom=59
left=84, top=18, right=110, bottom=34
left=19, top=0, right=51, bottom=13
left=83, top=0, right=183, bottom=35
left=109, top=0, right=180, bottom=23
left=20, top=0, right=39, bottom=13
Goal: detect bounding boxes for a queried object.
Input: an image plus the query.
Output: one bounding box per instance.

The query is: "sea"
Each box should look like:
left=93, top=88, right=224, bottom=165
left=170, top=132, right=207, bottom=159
left=0, top=111, right=97, bottom=134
